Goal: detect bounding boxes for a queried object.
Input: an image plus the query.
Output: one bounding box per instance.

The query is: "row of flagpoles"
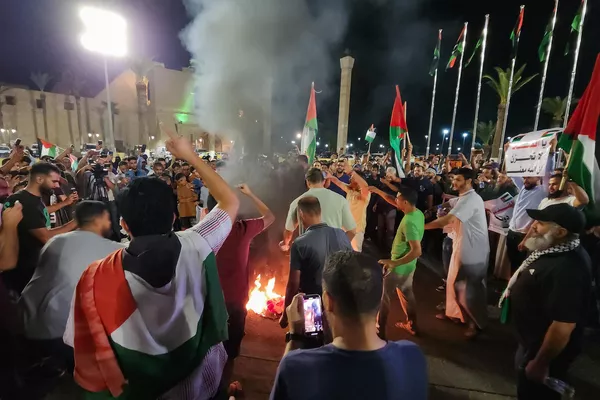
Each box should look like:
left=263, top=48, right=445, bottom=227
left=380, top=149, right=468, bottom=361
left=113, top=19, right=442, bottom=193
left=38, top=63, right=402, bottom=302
left=426, top=0, right=587, bottom=158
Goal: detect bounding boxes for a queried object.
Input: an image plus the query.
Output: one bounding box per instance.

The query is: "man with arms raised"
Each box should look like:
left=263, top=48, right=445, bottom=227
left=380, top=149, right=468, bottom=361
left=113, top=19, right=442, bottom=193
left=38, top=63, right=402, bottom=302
left=271, top=251, right=427, bottom=400
left=425, top=167, right=489, bottom=339
left=63, top=133, right=239, bottom=399
left=281, top=168, right=356, bottom=249
left=499, top=204, right=591, bottom=399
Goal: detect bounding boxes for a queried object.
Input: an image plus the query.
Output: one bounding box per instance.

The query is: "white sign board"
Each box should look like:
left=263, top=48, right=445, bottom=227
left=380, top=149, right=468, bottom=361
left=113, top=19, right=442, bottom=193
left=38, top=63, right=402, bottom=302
left=505, top=129, right=561, bottom=177
left=484, top=192, right=516, bottom=236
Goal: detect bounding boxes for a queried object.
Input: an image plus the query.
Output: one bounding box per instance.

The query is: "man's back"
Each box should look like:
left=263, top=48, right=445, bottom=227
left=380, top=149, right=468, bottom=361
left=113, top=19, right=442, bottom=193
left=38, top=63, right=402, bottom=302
left=19, top=230, right=125, bottom=339
left=285, top=188, right=356, bottom=232
left=291, top=224, right=352, bottom=295
left=270, top=341, right=428, bottom=400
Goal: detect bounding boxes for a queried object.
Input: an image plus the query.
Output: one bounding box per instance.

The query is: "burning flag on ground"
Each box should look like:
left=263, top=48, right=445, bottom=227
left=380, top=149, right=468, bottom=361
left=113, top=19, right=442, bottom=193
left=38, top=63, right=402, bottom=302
left=301, top=83, right=318, bottom=165
left=389, top=86, right=407, bottom=178
left=37, top=138, right=58, bottom=158
left=365, top=124, right=376, bottom=143
left=246, top=274, right=283, bottom=318
left=558, top=54, right=600, bottom=217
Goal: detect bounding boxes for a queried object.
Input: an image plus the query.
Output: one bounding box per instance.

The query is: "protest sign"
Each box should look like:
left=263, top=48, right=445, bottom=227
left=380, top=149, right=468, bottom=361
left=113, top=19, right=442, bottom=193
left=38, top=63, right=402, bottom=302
left=484, top=192, right=516, bottom=235
left=505, top=129, right=561, bottom=177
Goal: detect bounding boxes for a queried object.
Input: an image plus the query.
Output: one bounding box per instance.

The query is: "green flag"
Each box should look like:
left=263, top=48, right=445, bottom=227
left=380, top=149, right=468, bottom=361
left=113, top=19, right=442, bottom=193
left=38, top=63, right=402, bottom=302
left=446, top=26, right=465, bottom=70
left=564, top=1, right=583, bottom=56
left=465, top=36, right=482, bottom=68
left=510, top=6, right=524, bottom=60
left=538, top=21, right=552, bottom=62
left=429, top=30, right=442, bottom=76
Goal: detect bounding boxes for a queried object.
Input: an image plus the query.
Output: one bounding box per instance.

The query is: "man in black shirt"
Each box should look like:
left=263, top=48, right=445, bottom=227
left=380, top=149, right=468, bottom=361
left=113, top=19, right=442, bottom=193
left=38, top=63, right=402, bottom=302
left=506, top=204, right=591, bottom=399
left=3, top=163, right=77, bottom=293
left=402, top=164, right=433, bottom=213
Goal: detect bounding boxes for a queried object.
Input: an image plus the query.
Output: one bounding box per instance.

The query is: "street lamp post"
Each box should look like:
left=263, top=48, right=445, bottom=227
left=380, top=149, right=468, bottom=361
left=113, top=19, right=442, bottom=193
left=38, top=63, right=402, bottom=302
left=80, top=6, right=127, bottom=151
left=462, top=132, right=468, bottom=152
left=442, top=129, right=449, bottom=154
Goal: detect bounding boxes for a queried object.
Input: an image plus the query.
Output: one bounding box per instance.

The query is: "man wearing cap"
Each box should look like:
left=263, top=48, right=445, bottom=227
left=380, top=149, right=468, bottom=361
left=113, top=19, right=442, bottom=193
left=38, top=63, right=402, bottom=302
left=500, top=204, right=591, bottom=399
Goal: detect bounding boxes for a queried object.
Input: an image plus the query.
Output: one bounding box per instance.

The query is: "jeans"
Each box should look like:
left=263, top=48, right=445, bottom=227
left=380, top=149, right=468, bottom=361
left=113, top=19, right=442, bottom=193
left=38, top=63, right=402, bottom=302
left=377, top=209, right=396, bottom=252
left=378, top=271, right=417, bottom=339
left=507, top=230, right=527, bottom=274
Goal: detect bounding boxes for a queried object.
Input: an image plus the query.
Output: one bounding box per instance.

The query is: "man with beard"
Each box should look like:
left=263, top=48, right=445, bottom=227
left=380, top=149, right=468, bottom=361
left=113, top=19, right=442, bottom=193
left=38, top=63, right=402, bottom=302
left=325, top=160, right=351, bottom=198
left=402, top=164, right=433, bottom=212
left=3, top=163, right=77, bottom=293
left=425, top=167, right=489, bottom=338
left=499, top=204, right=591, bottom=399
left=538, top=174, right=588, bottom=210
left=19, top=201, right=124, bottom=371
left=505, top=139, right=557, bottom=273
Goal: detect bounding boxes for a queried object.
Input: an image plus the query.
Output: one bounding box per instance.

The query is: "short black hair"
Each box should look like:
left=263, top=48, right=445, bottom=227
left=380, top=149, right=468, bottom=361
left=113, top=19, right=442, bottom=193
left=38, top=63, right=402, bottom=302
left=75, top=200, right=109, bottom=227
left=117, top=177, right=175, bottom=237
left=181, top=162, right=190, bottom=167
left=455, top=167, right=474, bottom=182
left=174, top=173, right=186, bottom=181
left=323, top=251, right=383, bottom=319
left=305, top=167, right=324, bottom=184
left=127, top=156, right=137, bottom=162
left=397, top=185, right=418, bottom=206
left=30, top=162, right=61, bottom=180
left=297, top=155, right=308, bottom=164
left=157, top=158, right=166, bottom=163
left=549, top=173, right=563, bottom=181
left=153, top=161, right=163, bottom=169
left=21, top=155, right=32, bottom=164
left=297, top=196, right=321, bottom=216
left=119, top=161, right=128, bottom=167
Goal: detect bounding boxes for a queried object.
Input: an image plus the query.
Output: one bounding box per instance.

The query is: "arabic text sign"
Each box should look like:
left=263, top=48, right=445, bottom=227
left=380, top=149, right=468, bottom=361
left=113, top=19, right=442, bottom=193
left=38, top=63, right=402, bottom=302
left=505, top=129, right=561, bottom=177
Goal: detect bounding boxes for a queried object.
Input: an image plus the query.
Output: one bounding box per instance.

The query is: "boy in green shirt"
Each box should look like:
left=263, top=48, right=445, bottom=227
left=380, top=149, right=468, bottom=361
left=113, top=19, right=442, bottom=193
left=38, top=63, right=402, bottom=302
left=369, top=185, right=424, bottom=336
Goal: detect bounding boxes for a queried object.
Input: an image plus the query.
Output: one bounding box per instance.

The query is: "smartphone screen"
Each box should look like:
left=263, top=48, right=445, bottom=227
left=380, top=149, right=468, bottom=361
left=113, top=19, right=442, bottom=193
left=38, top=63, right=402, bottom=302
left=303, top=294, right=324, bottom=336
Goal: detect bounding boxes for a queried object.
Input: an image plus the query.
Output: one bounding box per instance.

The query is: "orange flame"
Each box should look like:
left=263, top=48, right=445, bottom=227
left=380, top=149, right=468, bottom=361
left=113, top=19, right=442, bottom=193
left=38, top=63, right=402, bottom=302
left=246, top=274, right=282, bottom=315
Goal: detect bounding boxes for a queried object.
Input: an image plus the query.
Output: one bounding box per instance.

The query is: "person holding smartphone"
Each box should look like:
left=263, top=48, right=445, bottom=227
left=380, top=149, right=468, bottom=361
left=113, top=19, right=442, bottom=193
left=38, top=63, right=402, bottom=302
left=271, top=251, right=428, bottom=400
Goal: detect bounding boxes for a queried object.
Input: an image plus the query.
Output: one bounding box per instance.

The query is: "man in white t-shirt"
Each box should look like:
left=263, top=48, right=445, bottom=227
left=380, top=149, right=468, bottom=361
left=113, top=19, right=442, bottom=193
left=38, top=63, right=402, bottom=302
left=282, top=168, right=356, bottom=249
left=425, top=167, right=489, bottom=339
left=537, top=173, right=588, bottom=210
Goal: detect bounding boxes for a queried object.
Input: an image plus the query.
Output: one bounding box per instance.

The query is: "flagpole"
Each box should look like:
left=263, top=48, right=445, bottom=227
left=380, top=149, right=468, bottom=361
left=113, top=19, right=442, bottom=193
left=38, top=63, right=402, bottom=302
left=564, top=0, right=587, bottom=128
left=403, top=101, right=408, bottom=154
left=471, top=16, right=489, bottom=152
left=499, top=5, right=524, bottom=159
left=534, top=0, right=559, bottom=131
left=448, top=22, right=468, bottom=156
left=426, top=29, right=442, bottom=158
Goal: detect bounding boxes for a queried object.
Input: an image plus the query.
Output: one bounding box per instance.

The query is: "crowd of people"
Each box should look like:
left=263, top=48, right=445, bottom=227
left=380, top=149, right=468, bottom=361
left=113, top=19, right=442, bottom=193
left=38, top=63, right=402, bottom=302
left=0, top=131, right=598, bottom=399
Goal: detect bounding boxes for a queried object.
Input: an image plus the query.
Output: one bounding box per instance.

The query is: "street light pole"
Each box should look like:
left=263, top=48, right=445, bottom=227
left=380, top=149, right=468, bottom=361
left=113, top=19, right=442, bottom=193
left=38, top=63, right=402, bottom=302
left=103, top=57, right=115, bottom=150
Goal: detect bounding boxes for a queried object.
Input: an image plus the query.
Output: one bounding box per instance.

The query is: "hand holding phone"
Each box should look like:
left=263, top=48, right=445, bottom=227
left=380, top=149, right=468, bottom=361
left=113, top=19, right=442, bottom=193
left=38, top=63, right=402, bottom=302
left=302, top=294, right=324, bottom=336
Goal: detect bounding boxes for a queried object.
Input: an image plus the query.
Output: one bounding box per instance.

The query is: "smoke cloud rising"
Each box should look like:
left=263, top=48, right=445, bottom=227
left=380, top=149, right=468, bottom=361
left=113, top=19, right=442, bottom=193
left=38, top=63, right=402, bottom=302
left=181, top=0, right=349, bottom=151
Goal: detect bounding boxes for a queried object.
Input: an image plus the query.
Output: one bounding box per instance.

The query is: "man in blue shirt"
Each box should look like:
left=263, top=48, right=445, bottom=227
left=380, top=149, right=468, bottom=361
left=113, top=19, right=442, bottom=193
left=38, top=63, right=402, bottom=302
left=125, top=156, right=147, bottom=180
left=271, top=251, right=428, bottom=400
left=325, top=160, right=350, bottom=198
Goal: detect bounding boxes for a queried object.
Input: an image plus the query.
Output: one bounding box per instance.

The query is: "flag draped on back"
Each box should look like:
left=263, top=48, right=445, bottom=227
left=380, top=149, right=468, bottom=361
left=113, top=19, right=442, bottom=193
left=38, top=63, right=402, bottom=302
left=564, top=0, right=584, bottom=56
left=558, top=54, right=600, bottom=217
left=510, top=6, right=525, bottom=59
left=446, top=26, right=465, bottom=70
left=38, top=138, right=58, bottom=158
left=429, top=30, right=442, bottom=76
left=301, top=83, right=318, bottom=165
left=389, top=86, right=407, bottom=178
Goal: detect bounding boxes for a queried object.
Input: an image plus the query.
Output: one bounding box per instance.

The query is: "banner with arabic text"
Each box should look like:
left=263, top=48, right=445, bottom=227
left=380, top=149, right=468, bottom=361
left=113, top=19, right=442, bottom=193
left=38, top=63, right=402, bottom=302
left=505, top=129, right=561, bottom=177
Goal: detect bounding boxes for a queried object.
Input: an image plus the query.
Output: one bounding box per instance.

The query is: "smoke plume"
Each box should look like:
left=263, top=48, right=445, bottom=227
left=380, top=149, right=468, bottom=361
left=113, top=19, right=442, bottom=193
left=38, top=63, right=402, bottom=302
left=181, top=0, right=349, bottom=152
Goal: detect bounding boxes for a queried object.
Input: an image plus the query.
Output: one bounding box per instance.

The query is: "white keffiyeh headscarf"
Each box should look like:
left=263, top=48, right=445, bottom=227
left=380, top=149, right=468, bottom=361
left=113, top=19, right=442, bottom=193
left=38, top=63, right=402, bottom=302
left=498, top=238, right=580, bottom=307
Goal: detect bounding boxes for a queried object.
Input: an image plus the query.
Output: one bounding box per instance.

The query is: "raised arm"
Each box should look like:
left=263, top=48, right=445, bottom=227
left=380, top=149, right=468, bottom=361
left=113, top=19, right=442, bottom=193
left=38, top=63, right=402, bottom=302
left=0, top=147, right=24, bottom=175
left=368, top=186, right=397, bottom=209
left=238, top=184, right=275, bottom=229
left=166, top=131, right=239, bottom=224
left=0, top=202, right=23, bottom=271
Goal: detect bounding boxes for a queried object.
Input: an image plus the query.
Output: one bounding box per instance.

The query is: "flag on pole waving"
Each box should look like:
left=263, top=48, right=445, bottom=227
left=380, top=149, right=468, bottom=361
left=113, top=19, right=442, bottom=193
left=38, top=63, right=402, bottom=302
left=510, top=6, right=525, bottom=59
left=446, top=26, right=466, bottom=70
left=301, top=83, right=318, bottom=165
left=389, top=86, right=407, bottom=178
left=538, top=8, right=555, bottom=62
left=37, top=138, right=58, bottom=158
left=564, top=0, right=584, bottom=56
left=465, top=35, right=483, bottom=68
left=365, top=125, right=376, bottom=143
left=429, top=30, right=442, bottom=76
left=558, top=54, right=600, bottom=211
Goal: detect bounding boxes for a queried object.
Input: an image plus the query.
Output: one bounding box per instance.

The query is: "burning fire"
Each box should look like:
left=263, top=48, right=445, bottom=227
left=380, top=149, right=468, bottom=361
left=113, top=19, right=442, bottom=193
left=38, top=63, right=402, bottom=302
left=246, top=274, right=284, bottom=316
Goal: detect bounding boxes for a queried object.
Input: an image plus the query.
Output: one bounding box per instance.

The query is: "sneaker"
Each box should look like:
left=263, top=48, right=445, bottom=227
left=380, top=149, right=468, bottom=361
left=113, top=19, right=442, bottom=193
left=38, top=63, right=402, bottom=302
left=464, top=325, right=481, bottom=340
left=436, top=302, right=446, bottom=311
left=395, top=321, right=417, bottom=336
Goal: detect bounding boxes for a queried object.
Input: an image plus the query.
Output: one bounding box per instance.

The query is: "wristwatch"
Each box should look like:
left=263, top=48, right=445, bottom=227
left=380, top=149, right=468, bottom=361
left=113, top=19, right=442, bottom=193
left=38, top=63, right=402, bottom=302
left=285, top=332, right=305, bottom=343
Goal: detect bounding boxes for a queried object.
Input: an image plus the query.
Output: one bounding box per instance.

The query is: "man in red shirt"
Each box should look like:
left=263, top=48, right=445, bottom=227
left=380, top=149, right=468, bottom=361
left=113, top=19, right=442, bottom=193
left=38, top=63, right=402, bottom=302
left=212, top=183, right=274, bottom=393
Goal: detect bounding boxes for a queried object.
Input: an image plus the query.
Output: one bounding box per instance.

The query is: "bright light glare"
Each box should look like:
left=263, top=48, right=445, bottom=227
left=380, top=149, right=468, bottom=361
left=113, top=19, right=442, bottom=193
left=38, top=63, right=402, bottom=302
left=462, top=133, right=468, bottom=138
left=379, top=144, right=384, bottom=148
left=457, top=147, right=461, bottom=151
left=296, top=133, right=302, bottom=139
left=443, top=129, right=449, bottom=135
left=325, top=144, right=329, bottom=148
left=291, top=140, right=296, bottom=144
left=0, top=129, right=4, bottom=133
left=316, top=142, right=320, bottom=146
left=88, top=133, right=92, bottom=137
left=80, top=7, right=127, bottom=57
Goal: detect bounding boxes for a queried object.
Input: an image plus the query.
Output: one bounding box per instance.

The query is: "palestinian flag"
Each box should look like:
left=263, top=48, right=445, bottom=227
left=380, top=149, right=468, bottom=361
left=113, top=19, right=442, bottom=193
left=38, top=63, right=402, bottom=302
left=510, top=6, right=525, bottom=60
left=465, top=36, right=483, bottom=68
left=564, top=0, right=584, bottom=56
left=538, top=3, right=557, bottom=63
left=365, top=124, right=376, bottom=143
left=38, top=138, right=58, bottom=158
left=446, top=25, right=466, bottom=70
left=429, top=30, right=442, bottom=76
left=558, top=54, right=600, bottom=215
left=69, top=154, right=78, bottom=170
left=301, top=83, right=318, bottom=165
left=389, top=86, right=407, bottom=178
left=66, top=233, right=229, bottom=399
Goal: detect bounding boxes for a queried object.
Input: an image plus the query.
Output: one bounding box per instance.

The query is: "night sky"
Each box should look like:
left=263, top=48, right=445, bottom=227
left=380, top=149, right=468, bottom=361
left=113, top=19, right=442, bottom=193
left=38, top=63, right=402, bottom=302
left=1, top=0, right=598, bottom=153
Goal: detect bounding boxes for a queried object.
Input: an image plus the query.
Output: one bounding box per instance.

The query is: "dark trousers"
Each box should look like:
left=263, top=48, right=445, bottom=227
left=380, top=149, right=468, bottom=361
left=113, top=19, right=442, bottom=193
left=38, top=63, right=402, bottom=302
left=506, top=230, right=527, bottom=274
left=515, top=345, right=575, bottom=400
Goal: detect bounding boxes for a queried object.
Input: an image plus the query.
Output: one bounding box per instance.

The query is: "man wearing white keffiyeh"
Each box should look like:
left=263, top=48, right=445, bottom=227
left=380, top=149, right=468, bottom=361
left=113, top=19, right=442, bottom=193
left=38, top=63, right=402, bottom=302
left=500, top=204, right=592, bottom=400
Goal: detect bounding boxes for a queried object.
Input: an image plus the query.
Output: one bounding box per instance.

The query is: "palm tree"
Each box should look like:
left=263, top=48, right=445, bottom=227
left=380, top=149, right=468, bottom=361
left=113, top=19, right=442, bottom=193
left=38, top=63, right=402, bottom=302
left=130, top=57, right=156, bottom=145
left=484, top=65, right=538, bottom=158
left=476, top=120, right=495, bottom=146
left=30, top=72, right=52, bottom=140
left=541, top=96, right=578, bottom=128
